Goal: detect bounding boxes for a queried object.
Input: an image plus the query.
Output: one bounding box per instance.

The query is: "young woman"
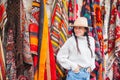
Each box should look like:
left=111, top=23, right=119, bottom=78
left=57, top=17, right=96, bottom=80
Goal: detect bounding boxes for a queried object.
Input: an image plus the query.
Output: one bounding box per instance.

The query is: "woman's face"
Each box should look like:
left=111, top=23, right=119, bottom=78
left=74, top=26, right=87, bottom=37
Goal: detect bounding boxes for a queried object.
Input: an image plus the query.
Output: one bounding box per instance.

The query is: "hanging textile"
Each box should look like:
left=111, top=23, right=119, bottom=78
left=93, top=3, right=104, bottom=80
left=77, top=0, right=83, bottom=18
left=102, top=0, right=111, bottom=79
left=108, top=0, right=117, bottom=55
left=68, top=0, right=78, bottom=23
left=68, top=0, right=83, bottom=35
left=81, top=0, right=105, bottom=80
left=0, top=0, right=7, bottom=79
left=113, top=2, right=120, bottom=79
left=4, top=0, right=34, bottom=79
left=45, top=32, right=56, bottom=80
left=33, top=0, right=42, bottom=79
left=115, top=3, right=120, bottom=55
left=106, top=0, right=119, bottom=80
left=30, top=1, right=56, bottom=80
left=103, top=0, right=110, bottom=54
left=49, top=35, right=56, bottom=80
left=45, top=35, right=51, bottom=80
left=0, top=0, right=7, bottom=40
left=51, top=0, right=68, bottom=55
left=30, top=1, right=40, bottom=80
left=34, top=0, right=49, bottom=80
left=29, top=23, right=39, bottom=79
left=5, top=0, right=20, bottom=79
left=5, top=26, right=17, bottom=80
left=19, top=0, right=34, bottom=80
left=0, top=36, right=6, bottom=80
left=29, top=23, right=39, bottom=55
left=81, top=0, right=92, bottom=26
left=50, top=0, right=68, bottom=79
left=113, top=58, right=120, bottom=80
left=38, top=0, right=48, bottom=79
left=107, top=0, right=117, bottom=73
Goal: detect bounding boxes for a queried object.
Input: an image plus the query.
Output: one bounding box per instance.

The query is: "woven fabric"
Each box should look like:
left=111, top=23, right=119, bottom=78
left=0, top=1, right=7, bottom=80
left=93, top=2, right=104, bottom=80
left=68, top=0, right=78, bottom=22
left=38, top=0, right=48, bottom=79
left=5, top=0, right=21, bottom=79
left=0, top=36, right=6, bottom=80
left=31, top=1, right=40, bottom=80
left=5, top=0, right=34, bottom=79
left=113, top=59, right=120, bottom=79
left=106, top=1, right=119, bottom=80
left=113, top=2, right=120, bottom=80
left=102, top=0, right=110, bottom=54
left=51, top=0, right=68, bottom=54
left=81, top=0, right=105, bottom=80
left=21, top=0, right=33, bottom=65
left=50, top=0, right=68, bottom=79
left=6, top=28, right=17, bottom=80
left=20, top=0, right=34, bottom=79
left=115, top=12, right=120, bottom=54
left=48, top=33, right=56, bottom=80
left=29, top=23, right=39, bottom=55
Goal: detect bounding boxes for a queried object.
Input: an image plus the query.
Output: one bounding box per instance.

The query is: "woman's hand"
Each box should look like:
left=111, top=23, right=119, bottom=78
left=73, top=66, right=80, bottom=73
left=87, top=67, right=91, bottom=73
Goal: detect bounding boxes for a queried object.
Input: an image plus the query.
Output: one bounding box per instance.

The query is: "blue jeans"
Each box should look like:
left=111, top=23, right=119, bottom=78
left=66, top=68, right=90, bottom=80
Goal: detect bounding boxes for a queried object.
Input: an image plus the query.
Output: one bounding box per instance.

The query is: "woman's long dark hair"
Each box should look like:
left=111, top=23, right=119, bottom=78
left=72, top=27, right=93, bottom=57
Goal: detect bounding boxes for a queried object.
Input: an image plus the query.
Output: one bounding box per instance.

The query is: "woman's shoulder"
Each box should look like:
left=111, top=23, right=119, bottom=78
left=67, top=36, right=74, bottom=40
left=61, top=36, right=75, bottom=47
left=65, top=36, right=75, bottom=43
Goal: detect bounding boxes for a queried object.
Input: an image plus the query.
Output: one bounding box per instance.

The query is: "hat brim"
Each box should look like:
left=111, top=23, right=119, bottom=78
left=69, top=24, right=90, bottom=28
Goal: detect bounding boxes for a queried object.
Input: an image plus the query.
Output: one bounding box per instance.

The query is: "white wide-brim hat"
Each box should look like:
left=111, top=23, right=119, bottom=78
left=69, top=17, right=89, bottom=28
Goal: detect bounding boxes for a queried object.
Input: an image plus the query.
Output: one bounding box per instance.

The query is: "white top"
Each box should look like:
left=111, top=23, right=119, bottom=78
left=57, top=36, right=96, bottom=71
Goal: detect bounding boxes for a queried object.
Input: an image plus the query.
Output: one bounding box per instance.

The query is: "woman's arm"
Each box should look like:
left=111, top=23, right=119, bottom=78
left=57, top=39, right=78, bottom=71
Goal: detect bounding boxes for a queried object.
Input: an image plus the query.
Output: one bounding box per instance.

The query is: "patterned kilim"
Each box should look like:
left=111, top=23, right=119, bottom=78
left=50, top=0, right=68, bottom=79
left=68, top=0, right=78, bottom=22
left=0, top=1, right=7, bottom=32
left=29, top=23, right=39, bottom=80
left=31, top=1, right=56, bottom=80
left=5, top=0, right=20, bottom=79
left=48, top=33, right=56, bottom=80
left=51, top=0, right=68, bottom=54
left=93, top=1, right=105, bottom=80
left=113, top=59, right=120, bottom=79
left=29, top=23, right=39, bottom=55
left=0, top=36, right=6, bottom=80
left=102, top=1, right=111, bottom=79
left=105, top=0, right=120, bottom=80
left=103, top=0, right=109, bottom=53
left=0, top=1, right=7, bottom=80
left=44, top=33, right=56, bottom=80
left=113, top=1, right=120, bottom=79
left=5, top=0, right=33, bottom=79
left=108, top=5, right=117, bottom=56
left=21, top=0, right=34, bottom=79
left=31, top=1, right=40, bottom=80
left=115, top=11, right=120, bottom=54
left=5, top=28, right=17, bottom=80
left=21, top=0, right=33, bottom=66
left=107, top=1, right=118, bottom=79
left=81, top=0, right=104, bottom=80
